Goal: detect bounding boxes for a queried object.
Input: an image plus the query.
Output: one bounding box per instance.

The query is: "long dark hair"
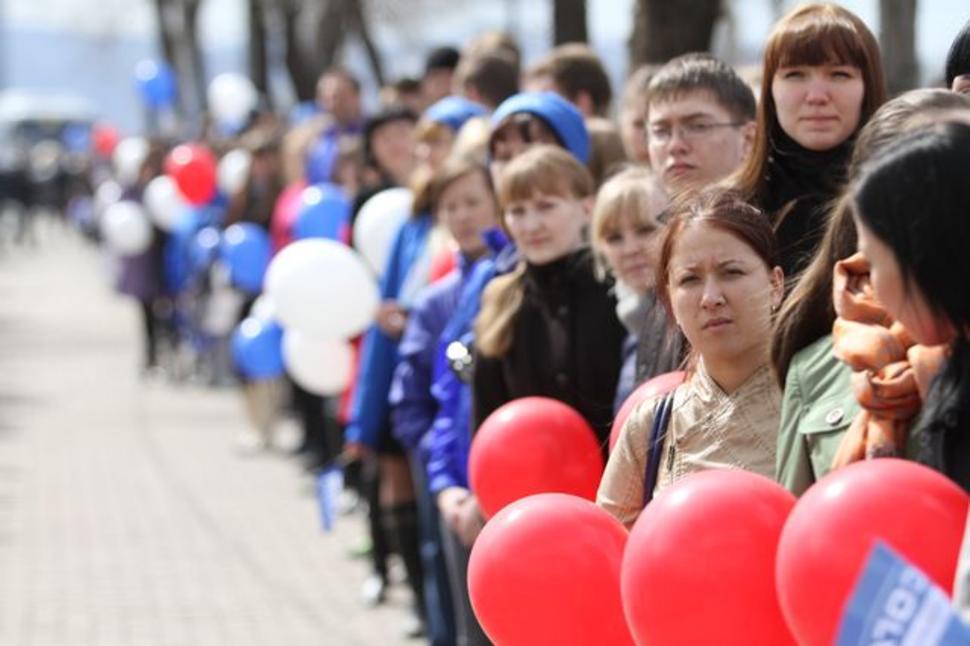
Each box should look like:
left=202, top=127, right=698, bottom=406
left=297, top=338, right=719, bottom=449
left=852, top=121, right=970, bottom=489
left=852, top=122, right=970, bottom=335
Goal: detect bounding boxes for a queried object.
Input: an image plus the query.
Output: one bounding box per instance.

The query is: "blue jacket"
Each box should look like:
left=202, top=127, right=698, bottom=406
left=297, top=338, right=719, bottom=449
left=425, top=231, right=513, bottom=493
left=345, top=213, right=433, bottom=448
left=388, top=255, right=478, bottom=457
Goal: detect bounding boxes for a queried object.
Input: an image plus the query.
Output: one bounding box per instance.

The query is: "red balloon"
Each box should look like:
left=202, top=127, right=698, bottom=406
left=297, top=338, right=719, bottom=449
left=609, top=370, right=685, bottom=452
left=776, top=458, right=967, bottom=646
left=165, top=143, right=217, bottom=205
left=91, top=123, right=120, bottom=157
left=468, top=493, right=633, bottom=646
left=469, top=397, right=604, bottom=519
left=622, top=470, right=797, bottom=646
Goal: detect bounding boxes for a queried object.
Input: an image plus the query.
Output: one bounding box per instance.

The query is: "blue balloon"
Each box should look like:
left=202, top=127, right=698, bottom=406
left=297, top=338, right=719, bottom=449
left=62, top=123, right=91, bottom=153
left=191, top=226, right=222, bottom=272
left=231, top=318, right=284, bottom=379
left=134, top=59, right=177, bottom=108
left=293, top=183, right=350, bottom=241
left=164, top=208, right=204, bottom=293
left=220, top=223, right=271, bottom=294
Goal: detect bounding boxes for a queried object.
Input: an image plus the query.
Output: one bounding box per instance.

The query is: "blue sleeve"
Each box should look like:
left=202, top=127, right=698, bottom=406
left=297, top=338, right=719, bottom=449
left=389, top=291, right=440, bottom=452
left=426, top=349, right=471, bottom=493
left=345, top=225, right=409, bottom=448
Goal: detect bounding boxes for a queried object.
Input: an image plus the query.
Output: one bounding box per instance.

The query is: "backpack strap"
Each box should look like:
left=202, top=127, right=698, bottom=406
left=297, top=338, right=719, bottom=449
left=642, top=392, right=675, bottom=507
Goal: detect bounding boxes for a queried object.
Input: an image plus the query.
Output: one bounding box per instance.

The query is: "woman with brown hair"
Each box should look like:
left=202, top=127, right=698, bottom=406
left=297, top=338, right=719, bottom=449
left=732, top=2, right=886, bottom=279
left=598, top=189, right=785, bottom=528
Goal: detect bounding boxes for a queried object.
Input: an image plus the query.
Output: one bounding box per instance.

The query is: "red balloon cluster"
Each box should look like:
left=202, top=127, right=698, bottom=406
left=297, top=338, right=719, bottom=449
left=468, top=493, right=633, bottom=645
left=165, top=143, right=217, bottom=205
left=469, top=397, right=604, bottom=519
left=466, top=459, right=967, bottom=645
left=609, top=370, right=685, bottom=452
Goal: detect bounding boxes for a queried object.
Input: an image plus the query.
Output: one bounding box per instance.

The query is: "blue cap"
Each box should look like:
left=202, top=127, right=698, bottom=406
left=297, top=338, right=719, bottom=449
left=423, top=96, right=489, bottom=132
left=490, top=92, right=590, bottom=164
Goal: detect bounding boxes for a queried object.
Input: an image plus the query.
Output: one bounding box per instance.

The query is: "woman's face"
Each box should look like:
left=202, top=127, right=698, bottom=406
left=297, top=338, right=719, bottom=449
left=772, top=63, right=865, bottom=151
left=437, top=171, right=498, bottom=258
left=600, top=210, right=663, bottom=293
left=371, top=119, right=417, bottom=183
left=668, top=222, right=783, bottom=367
left=620, top=99, right=650, bottom=164
left=504, top=189, right=588, bottom=265
left=854, top=216, right=955, bottom=346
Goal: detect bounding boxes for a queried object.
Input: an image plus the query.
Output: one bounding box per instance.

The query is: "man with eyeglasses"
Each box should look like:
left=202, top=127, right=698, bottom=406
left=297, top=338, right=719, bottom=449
left=646, top=53, right=756, bottom=194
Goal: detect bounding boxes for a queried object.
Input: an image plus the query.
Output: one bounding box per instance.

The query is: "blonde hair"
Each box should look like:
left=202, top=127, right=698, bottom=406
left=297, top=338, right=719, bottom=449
left=590, top=166, right=667, bottom=278
left=476, top=145, right=594, bottom=358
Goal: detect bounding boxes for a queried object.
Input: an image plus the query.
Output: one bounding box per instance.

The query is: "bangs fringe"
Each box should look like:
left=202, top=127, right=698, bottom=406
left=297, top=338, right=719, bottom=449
left=773, top=15, right=869, bottom=69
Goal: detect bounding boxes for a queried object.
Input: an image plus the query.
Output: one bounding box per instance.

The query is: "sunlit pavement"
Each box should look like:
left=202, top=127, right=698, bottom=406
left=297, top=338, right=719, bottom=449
left=0, top=220, right=414, bottom=646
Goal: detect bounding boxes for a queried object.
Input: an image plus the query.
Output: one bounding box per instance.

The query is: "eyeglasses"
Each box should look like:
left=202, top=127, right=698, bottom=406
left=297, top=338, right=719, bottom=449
left=648, top=121, right=744, bottom=145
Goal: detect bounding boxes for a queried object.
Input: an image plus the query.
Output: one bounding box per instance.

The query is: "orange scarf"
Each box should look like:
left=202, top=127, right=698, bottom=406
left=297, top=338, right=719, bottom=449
left=830, top=253, right=947, bottom=468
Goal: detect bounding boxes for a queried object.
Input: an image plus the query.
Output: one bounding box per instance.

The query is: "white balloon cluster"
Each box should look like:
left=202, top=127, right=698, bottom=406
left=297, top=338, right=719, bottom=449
left=113, top=137, right=149, bottom=187
left=100, top=200, right=153, bottom=256
left=143, top=175, right=188, bottom=232
left=263, top=239, right=379, bottom=395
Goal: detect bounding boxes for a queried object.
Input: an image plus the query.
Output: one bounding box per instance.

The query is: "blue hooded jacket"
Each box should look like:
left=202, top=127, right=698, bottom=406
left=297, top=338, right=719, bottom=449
left=489, top=92, right=590, bottom=164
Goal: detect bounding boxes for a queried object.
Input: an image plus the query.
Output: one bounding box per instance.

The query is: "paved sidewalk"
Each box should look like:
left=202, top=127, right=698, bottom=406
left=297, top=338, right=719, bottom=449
left=0, top=223, right=416, bottom=646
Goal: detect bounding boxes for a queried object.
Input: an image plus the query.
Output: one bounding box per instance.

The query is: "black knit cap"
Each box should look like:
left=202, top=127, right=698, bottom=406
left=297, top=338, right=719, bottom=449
left=425, top=46, right=461, bottom=74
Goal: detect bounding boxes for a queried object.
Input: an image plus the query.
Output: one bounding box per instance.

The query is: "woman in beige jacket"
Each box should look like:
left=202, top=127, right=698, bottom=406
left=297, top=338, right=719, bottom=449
left=597, top=189, right=785, bottom=528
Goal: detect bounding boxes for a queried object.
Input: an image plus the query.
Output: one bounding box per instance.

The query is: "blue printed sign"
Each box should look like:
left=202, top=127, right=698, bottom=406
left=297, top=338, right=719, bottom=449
left=838, top=542, right=970, bottom=645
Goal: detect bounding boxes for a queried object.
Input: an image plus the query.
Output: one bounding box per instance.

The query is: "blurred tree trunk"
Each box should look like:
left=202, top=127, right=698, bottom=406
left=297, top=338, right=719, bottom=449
left=630, top=0, right=721, bottom=66
left=184, top=0, right=205, bottom=114
left=280, top=1, right=316, bottom=102
left=553, top=0, right=588, bottom=44
left=349, top=0, right=385, bottom=86
left=879, top=0, right=918, bottom=95
left=152, top=0, right=205, bottom=122
left=278, top=0, right=384, bottom=102
left=249, top=0, right=271, bottom=105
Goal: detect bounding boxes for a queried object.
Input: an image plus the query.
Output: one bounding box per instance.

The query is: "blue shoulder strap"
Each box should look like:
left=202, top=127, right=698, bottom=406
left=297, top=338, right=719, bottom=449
left=643, top=393, right=674, bottom=507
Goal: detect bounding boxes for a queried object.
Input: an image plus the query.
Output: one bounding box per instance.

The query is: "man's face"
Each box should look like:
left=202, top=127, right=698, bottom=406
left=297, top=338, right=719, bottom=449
left=317, top=74, right=361, bottom=126
left=647, top=91, right=753, bottom=193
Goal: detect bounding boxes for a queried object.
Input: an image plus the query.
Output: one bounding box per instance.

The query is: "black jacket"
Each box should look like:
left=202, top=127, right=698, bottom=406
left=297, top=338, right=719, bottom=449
left=472, top=248, right=627, bottom=448
left=761, top=131, right=852, bottom=279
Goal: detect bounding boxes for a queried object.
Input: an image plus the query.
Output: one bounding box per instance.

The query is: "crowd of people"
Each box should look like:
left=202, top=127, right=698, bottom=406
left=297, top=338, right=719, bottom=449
left=69, top=3, right=970, bottom=643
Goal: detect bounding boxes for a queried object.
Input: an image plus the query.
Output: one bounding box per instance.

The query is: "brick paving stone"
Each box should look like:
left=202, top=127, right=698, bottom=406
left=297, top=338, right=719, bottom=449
left=0, top=224, right=418, bottom=646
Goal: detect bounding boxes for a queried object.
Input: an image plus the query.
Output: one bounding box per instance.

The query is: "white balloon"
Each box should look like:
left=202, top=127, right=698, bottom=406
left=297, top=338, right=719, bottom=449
left=207, top=73, right=258, bottom=126
left=217, top=149, right=252, bottom=196
left=282, top=331, right=354, bottom=395
left=94, top=180, right=123, bottom=216
left=100, top=200, right=153, bottom=256
left=264, top=239, right=378, bottom=339
left=250, top=294, right=276, bottom=322
left=353, top=187, right=413, bottom=274
left=112, top=137, right=149, bottom=186
left=143, top=175, right=187, bottom=231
